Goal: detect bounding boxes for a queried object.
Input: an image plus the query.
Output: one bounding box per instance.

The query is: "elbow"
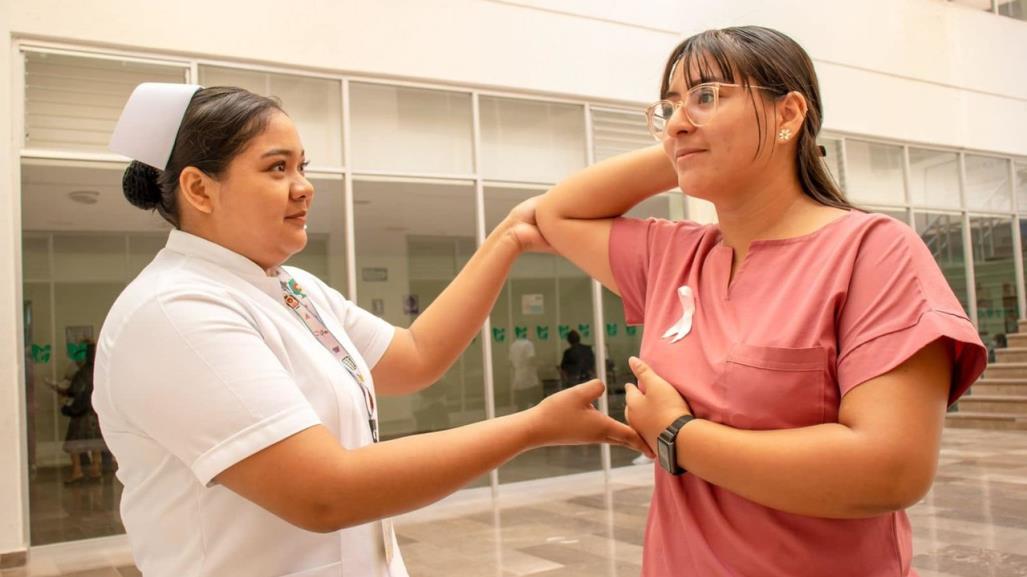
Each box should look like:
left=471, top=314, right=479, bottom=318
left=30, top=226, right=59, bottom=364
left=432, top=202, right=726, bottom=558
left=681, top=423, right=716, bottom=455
left=849, top=456, right=936, bottom=517
left=534, top=192, right=560, bottom=238
left=294, top=496, right=365, bottom=534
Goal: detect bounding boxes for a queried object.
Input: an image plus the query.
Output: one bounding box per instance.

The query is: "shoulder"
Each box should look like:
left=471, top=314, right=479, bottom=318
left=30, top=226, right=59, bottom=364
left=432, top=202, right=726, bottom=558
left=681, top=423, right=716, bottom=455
left=613, top=216, right=712, bottom=241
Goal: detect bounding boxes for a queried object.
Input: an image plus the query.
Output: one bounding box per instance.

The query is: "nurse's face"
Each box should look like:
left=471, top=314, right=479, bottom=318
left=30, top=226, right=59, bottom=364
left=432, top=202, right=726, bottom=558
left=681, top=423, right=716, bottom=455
left=207, top=111, right=314, bottom=271
left=660, top=58, right=782, bottom=207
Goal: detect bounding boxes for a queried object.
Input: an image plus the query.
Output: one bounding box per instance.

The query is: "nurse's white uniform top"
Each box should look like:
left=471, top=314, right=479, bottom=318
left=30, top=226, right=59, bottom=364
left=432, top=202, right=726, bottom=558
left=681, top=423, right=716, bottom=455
left=93, top=229, right=408, bottom=577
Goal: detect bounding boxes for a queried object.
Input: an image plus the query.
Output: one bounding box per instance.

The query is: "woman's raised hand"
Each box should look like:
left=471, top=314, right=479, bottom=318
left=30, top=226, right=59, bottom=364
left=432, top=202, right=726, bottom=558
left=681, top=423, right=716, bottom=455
left=525, top=380, right=655, bottom=457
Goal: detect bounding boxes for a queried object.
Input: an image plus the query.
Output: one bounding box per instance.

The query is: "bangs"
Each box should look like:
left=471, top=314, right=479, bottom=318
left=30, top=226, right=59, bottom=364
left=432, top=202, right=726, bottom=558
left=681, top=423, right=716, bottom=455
left=662, top=30, right=759, bottom=97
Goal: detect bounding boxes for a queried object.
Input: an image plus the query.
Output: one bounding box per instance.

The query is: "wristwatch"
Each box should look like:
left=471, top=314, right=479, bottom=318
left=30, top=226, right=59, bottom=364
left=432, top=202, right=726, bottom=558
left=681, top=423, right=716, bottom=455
left=657, top=415, right=695, bottom=476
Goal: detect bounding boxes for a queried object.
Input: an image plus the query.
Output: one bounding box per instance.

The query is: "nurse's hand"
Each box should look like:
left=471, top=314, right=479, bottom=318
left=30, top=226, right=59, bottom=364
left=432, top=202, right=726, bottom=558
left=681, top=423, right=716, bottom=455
left=528, top=380, right=654, bottom=457
left=624, top=356, right=693, bottom=451
left=498, top=195, right=553, bottom=254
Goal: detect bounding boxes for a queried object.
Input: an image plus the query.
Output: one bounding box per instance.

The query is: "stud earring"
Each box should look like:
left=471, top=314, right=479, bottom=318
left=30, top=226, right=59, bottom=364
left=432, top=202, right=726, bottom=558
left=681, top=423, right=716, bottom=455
left=777, top=128, right=792, bottom=142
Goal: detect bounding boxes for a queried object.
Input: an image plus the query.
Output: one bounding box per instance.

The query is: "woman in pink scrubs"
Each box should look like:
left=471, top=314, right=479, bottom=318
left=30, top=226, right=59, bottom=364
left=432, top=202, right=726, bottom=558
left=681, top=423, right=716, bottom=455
left=536, top=26, right=987, bottom=577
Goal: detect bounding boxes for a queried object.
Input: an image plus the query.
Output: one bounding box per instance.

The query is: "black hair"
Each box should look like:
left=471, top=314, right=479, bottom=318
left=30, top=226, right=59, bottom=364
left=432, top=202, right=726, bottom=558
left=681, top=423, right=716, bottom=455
left=122, top=87, right=283, bottom=227
left=660, top=26, right=852, bottom=210
left=567, top=330, right=581, bottom=345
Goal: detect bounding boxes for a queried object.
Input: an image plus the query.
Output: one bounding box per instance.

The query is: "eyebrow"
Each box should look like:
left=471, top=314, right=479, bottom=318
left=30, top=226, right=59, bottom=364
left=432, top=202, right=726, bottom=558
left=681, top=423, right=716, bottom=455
left=260, top=148, right=305, bottom=159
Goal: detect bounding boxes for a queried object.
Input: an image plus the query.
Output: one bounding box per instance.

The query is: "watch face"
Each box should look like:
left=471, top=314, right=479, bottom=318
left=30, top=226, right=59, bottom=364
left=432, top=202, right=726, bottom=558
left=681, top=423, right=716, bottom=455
left=658, top=441, right=670, bottom=466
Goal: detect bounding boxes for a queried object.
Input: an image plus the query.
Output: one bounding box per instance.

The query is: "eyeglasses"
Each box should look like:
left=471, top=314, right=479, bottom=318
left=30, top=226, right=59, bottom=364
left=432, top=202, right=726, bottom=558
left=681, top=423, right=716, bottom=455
left=644, top=82, right=775, bottom=140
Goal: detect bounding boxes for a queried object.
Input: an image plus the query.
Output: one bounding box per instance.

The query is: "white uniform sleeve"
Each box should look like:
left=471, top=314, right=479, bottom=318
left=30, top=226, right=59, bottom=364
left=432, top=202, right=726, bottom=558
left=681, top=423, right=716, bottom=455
left=287, top=268, right=396, bottom=369
left=103, top=288, right=321, bottom=486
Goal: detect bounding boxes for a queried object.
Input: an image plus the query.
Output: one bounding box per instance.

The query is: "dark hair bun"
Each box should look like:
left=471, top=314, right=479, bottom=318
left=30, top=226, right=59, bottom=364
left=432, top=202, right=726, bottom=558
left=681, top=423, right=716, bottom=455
left=122, top=161, right=164, bottom=210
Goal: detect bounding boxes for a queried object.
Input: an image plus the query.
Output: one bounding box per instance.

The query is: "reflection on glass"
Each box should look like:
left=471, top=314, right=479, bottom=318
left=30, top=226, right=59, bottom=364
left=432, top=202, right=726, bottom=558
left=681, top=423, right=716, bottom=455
left=965, top=155, right=1012, bottom=212
left=908, top=148, right=960, bottom=209
left=915, top=213, right=970, bottom=313
left=818, top=138, right=845, bottom=192
left=844, top=140, right=905, bottom=207
left=484, top=186, right=602, bottom=483
left=479, top=97, right=587, bottom=183
left=971, top=217, right=1017, bottom=358
left=353, top=180, right=488, bottom=485
left=350, top=83, right=473, bottom=175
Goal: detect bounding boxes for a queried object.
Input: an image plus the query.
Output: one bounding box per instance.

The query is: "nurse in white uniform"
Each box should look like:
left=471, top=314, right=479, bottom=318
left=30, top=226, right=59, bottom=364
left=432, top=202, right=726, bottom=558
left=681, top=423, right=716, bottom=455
left=94, top=84, right=650, bottom=577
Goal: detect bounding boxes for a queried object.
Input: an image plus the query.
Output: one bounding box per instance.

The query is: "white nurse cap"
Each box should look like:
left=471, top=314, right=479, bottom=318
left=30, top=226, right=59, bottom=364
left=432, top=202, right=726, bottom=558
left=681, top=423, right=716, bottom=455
left=109, top=83, right=203, bottom=170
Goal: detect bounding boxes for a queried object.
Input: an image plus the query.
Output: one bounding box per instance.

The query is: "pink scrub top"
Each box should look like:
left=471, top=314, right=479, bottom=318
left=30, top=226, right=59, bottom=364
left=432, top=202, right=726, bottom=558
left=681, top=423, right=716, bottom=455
left=609, top=211, right=987, bottom=577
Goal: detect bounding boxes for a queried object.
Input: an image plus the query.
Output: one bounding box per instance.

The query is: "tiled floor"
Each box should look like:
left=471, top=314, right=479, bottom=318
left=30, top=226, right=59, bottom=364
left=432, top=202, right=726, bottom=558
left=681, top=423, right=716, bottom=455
left=5, top=427, right=1027, bottom=577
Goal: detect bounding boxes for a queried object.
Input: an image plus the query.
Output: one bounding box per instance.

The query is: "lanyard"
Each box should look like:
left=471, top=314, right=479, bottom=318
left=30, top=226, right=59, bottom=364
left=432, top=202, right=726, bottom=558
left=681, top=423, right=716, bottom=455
left=276, top=271, right=379, bottom=443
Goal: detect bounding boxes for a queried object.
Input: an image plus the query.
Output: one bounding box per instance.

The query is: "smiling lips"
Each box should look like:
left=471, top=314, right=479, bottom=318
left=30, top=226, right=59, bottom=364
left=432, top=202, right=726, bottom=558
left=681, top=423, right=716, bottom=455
left=675, top=148, right=706, bottom=161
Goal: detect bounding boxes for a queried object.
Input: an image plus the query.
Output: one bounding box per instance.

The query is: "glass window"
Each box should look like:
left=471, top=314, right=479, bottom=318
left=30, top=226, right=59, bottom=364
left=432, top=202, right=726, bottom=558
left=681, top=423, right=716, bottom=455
left=479, top=96, right=587, bottom=183
left=21, top=159, right=176, bottom=544
left=604, top=195, right=672, bottom=469
left=1015, top=162, right=1027, bottom=213
left=349, top=83, right=473, bottom=175
left=997, top=0, right=1025, bottom=18
left=915, top=212, right=970, bottom=314
left=24, top=51, right=187, bottom=154
left=199, top=66, right=343, bottom=167
left=843, top=140, right=906, bottom=207
left=352, top=179, right=487, bottom=485
left=591, top=108, right=651, bottom=163
left=965, top=155, right=1012, bottom=212
left=818, top=137, right=845, bottom=193
left=873, top=207, right=909, bottom=224
left=483, top=186, right=602, bottom=483
left=908, top=148, right=960, bottom=209
left=971, top=217, right=1017, bottom=355
left=287, top=175, right=348, bottom=292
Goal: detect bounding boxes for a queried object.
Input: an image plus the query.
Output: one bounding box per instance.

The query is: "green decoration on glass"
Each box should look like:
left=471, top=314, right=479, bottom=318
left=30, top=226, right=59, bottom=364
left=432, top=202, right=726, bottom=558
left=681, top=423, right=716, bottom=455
left=536, top=325, right=549, bottom=341
left=605, top=323, right=618, bottom=337
left=558, top=325, right=571, bottom=340
left=492, top=327, right=506, bottom=343
left=578, top=323, right=591, bottom=338
left=31, top=344, right=51, bottom=364
left=625, top=325, right=638, bottom=336
left=515, top=326, right=528, bottom=339
left=66, top=342, right=88, bottom=363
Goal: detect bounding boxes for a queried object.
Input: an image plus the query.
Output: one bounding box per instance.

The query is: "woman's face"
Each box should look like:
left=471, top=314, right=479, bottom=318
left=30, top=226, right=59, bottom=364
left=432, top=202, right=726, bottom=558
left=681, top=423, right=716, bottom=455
left=660, top=59, right=780, bottom=206
left=208, top=111, right=314, bottom=271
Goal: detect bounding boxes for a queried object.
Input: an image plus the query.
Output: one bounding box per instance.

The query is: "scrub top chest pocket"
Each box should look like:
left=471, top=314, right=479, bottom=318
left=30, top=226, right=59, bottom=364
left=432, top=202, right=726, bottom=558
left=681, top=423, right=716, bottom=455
left=717, top=343, right=832, bottom=430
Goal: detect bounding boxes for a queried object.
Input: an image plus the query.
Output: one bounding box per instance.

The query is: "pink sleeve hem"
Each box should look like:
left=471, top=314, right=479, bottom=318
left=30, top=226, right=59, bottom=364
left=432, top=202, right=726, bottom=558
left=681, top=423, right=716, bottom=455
left=837, top=309, right=987, bottom=405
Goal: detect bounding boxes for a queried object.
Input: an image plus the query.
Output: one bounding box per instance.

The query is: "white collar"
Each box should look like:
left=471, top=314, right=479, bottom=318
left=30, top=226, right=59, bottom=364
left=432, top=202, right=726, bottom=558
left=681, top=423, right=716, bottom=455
left=164, top=230, right=285, bottom=297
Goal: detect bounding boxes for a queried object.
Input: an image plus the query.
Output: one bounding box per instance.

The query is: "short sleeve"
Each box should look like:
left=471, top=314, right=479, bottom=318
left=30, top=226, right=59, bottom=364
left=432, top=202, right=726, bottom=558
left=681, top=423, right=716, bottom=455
left=288, top=267, right=396, bottom=369
left=609, top=217, right=707, bottom=325
left=836, top=218, right=987, bottom=404
left=103, top=289, right=321, bottom=486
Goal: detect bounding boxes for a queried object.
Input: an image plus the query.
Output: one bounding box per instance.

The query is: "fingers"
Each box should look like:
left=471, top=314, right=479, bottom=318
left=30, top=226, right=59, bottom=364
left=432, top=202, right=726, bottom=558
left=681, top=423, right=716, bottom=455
left=604, top=419, right=655, bottom=457
left=572, top=379, right=606, bottom=401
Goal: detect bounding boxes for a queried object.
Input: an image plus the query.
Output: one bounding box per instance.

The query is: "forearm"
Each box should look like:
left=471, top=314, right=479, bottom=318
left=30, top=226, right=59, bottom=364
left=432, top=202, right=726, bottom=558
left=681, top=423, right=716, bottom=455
left=537, top=144, right=677, bottom=223
left=321, top=411, right=537, bottom=530
left=676, top=419, right=932, bottom=519
left=402, top=228, right=520, bottom=388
